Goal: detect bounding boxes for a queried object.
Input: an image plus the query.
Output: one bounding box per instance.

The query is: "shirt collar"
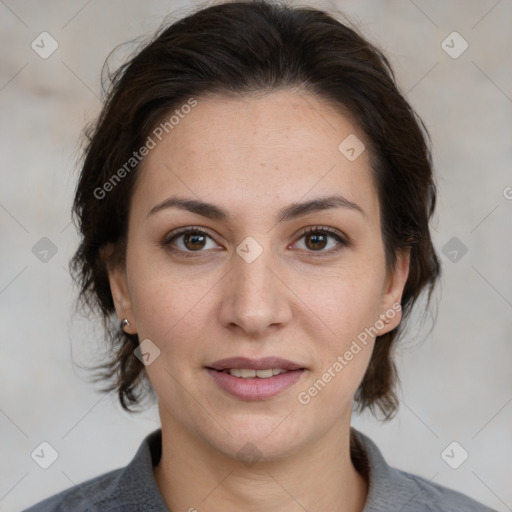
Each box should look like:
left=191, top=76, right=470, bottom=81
left=115, top=428, right=170, bottom=511
left=350, top=427, right=428, bottom=512
left=117, top=427, right=416, bottom=512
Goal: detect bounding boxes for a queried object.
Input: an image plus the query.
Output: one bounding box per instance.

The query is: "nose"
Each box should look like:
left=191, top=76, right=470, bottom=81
left=218, top=242, right=293, bottom=337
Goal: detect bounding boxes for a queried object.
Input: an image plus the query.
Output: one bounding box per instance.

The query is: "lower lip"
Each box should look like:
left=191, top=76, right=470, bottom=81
left=206, top=368, right=305, bottom=400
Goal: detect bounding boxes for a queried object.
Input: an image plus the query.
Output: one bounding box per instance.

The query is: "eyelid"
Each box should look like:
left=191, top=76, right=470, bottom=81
left=161, top=225, right=222, bottom=249
left=161, top=224, right=350, bottom=256
left=296, top=225, right=350, bottom=245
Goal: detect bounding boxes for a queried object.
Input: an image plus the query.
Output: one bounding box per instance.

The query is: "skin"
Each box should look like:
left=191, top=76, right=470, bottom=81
left=106, top=89, right=410, bottom=512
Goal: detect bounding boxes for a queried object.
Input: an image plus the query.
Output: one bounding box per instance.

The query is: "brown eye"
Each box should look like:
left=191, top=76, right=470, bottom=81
left=182, top=232, right=207, bottom=251
left=304, top=232, right=328, bottom=251
left=294, top=226, right=349, bottom=254
left=162, top=228, right=219, bottom=256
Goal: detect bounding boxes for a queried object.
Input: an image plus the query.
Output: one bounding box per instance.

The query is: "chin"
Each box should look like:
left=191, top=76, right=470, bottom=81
left=201, top=410, right=315, bottom=463
left=215, top=433, right=303, bottom=465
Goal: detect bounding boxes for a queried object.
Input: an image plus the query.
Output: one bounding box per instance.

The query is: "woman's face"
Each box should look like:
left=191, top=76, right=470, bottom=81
left=108, top=89, right=409, bottom=461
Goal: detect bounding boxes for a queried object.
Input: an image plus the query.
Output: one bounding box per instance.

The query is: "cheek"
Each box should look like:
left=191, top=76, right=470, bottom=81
left=129, top=272, right=207, bottom=343
left=294, top=262, right=384, bottom=340
left=293, top=279, right=379, bottom=410
left=288, top=263, right=384, bottom=403
left=126, top=244, right=220, bottom=360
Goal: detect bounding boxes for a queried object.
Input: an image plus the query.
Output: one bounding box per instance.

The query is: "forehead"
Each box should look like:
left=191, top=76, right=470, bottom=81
left=133, top=89, right=379, bottom=223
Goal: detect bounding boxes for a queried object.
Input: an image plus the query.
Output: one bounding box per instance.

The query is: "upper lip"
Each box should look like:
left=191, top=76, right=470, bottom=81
left=207, top=357, right=305, bottom=371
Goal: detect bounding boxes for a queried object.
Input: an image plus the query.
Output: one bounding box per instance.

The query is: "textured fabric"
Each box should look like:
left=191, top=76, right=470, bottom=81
left=22, top=427, right=496, bottom=511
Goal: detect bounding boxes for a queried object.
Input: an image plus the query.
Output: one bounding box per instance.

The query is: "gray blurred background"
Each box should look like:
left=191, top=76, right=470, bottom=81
left=1, top=1, right=511, bottom=511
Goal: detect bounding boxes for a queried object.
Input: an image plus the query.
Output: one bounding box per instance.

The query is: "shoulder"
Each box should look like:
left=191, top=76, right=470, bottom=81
left=21, top=429, right=169, bottom=512
left=390, top=466, right=496, bottom=512
left=21, top=467, right=123, bottom=512
left=350, top=428, right=497, bottom=512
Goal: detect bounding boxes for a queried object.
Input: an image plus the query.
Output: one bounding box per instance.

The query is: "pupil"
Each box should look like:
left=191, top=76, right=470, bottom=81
left=185, top=233, right=205, bottom=250
left=307, top=233, right=326, bottom=250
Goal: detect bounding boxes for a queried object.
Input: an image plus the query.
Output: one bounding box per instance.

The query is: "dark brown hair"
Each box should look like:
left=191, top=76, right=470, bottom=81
left=70, top=0, right=441, bottom=419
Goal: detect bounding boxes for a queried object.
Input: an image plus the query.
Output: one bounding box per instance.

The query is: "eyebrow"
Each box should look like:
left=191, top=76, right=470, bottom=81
left=147, top=194, right=366, bottom=223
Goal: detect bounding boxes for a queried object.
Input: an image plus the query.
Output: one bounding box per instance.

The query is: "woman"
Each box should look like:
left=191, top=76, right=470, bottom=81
left=23, top=1, right=496, bottom=510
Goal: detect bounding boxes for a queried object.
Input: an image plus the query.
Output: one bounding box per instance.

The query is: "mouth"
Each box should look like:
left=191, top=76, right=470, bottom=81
left=205, top=357, right=306, bottom=400
left=215, top=368, right=290, bottom=378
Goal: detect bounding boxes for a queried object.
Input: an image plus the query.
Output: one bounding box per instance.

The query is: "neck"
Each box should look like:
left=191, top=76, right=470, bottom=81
left=153, top=413, right=368, bottom=512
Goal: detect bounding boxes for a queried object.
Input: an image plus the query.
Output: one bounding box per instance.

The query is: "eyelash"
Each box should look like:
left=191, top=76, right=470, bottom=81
left=160, top=225, right=351, bottom=258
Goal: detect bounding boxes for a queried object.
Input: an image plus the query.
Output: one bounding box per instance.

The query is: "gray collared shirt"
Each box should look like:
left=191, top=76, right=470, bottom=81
left=22, top=428, right=496, bottom=511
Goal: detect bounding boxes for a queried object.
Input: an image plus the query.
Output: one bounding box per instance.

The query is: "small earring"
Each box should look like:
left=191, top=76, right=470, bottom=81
left=120, top=318, right=131, bottom=332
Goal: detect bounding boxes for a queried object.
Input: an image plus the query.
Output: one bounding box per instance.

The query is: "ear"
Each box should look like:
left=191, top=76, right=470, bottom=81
left=101, top=244, right=137, bottom=335
left=377, top=249, right=410, bottom=336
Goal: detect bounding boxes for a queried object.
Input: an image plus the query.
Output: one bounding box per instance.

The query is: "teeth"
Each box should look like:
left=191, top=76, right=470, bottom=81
left=254, top=369, right=273, bottom=378
left=227, top=368, right=288, bottom=378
